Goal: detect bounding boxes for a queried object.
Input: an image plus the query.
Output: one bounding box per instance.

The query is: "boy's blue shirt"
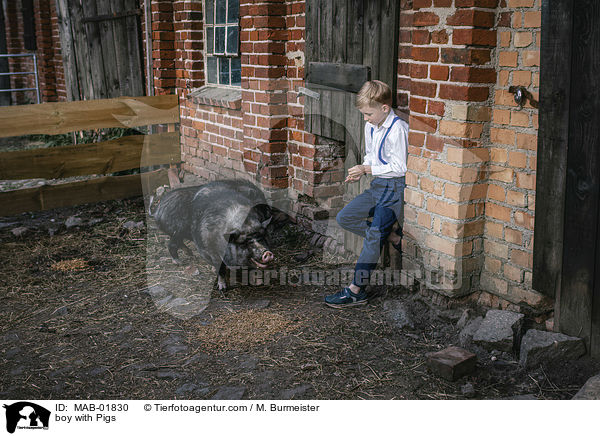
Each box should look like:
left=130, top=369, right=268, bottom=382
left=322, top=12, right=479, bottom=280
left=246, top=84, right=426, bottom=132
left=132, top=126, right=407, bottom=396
left=363, top=110, right=409, bottom=178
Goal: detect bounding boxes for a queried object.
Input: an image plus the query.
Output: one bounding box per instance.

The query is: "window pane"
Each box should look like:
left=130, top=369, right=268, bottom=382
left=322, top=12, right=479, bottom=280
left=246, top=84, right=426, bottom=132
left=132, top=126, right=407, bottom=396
left=215, top=27, right=225, bottom=54
left=207, top=57, right=218, bottom=84
left=228, top=0, right=239, bottom=23
left=205, top=0, right=214, bottom=24
left=231, top=57, right=241, bottom=86
left=226, top=26, right=238, bottom=54
left=207, top=27, right=214, bottom=54
left=219, top=58, right=230, bottom=85
left=216, top=0, right=226, bottom=24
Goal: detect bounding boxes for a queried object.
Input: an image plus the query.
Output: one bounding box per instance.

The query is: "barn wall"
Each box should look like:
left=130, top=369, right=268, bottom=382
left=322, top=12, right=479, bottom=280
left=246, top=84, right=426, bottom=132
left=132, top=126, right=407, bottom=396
left=149, top=0, right=547, bottom=313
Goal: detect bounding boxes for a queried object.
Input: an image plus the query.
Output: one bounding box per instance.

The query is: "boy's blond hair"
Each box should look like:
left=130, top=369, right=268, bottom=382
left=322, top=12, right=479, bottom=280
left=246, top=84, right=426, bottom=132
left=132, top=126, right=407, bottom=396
left=356, top=80, right=392, bottom=108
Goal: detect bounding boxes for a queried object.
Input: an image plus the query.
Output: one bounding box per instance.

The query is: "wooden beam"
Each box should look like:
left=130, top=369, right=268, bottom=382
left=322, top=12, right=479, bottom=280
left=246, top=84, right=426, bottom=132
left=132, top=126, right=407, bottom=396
left=0, top=131, right=180, bottom=180
left=0, top=169, right=170, bottom=217
left=533, top=0, right=573, bottom=300
left=0, top=94, right=179, bottom=137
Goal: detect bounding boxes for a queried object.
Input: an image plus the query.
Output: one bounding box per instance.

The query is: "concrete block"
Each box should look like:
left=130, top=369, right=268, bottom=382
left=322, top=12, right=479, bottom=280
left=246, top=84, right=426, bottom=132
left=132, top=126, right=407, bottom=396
left=473, top=309, right=524, bottom=352
left=572, top=374, right=600, bottom=400
left=519, top=329, right=586, bottom=368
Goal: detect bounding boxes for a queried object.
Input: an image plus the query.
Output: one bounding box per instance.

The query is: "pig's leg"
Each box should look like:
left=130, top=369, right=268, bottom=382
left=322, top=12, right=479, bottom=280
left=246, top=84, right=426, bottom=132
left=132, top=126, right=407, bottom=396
left=168, top=237, right=182, bottom=263
left=216, top=264, right=228, bottom=295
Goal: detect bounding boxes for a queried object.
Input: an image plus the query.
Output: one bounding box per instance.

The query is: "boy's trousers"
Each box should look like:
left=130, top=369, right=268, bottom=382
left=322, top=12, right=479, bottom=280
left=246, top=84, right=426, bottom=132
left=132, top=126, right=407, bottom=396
left=336, top=176, right=405, bottom=288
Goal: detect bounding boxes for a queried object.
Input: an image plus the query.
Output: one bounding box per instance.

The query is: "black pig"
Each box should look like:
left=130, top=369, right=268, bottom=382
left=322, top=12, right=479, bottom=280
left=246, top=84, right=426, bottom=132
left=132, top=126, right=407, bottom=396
left=190, top=181, right=274, bottom=291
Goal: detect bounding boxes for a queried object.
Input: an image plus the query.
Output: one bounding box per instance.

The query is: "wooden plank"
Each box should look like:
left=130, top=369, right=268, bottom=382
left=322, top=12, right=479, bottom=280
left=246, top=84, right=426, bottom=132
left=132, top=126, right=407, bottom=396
left=380, top=0, right=400, bottom=104
left=82, top=0, right=109, bottom=100
left=306, top=62, right=370, bottom=94
left=559, top=0, right=600, bottom=353
left=0, top=94, right=179, bottom=137
left=318, top=0, right=332, bottom=139
left=533, top=0, right=573, bottom=302
left=55, top=0, right=81, bottom=100
left=303, top=0, right=316, bottom=132
left=0, top=169, right=170, bottom=217
left=362, top=0, right=381, bottom=81
left=330, top=0, right=346, bottom=142
left=96, top=0, right=121, bottom=98
left=124, top=0, right=145, bottom=97
left=69, top=0, right=96, bottom=100
left=81, top=9, right=141, bottom=23
left=0, top=132, right=180, bottom=179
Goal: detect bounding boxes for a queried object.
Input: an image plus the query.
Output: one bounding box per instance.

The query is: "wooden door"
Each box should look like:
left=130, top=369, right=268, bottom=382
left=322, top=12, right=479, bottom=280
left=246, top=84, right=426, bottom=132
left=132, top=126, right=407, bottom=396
left=304, top=0, right=400, bottom=255
left=55, top=0, right=145, bottom=100
left=534, top=0, right=600, bottom=357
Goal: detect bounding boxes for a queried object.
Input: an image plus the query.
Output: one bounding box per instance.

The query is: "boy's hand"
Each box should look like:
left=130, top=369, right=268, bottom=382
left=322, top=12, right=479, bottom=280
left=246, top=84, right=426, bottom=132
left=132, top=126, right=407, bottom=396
left=345, top=165, right=370, bottom=183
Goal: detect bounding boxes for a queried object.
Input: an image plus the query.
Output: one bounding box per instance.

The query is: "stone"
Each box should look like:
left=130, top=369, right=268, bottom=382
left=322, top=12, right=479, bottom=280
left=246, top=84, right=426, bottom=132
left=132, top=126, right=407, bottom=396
left=456, top=309, right=472, bottom=330
left=572, top=374, right=600, bottom=400
left=426, top=346, right=477, bottom=381
left=519, top=329, right=586, bottom=368
left=458, top=316, right=483, bottom=348
left=249, top=299, right=271, bottom=310
left=11, top=226, right=28, bottom=237
left=383, top=300, right=415, bottom=330
left=65, top=216, right=83, bottom=228
left=472, top=309, right=524, bottom=352
left=210, top=386, right=246, bottom=400
left=460, top=382, right=476, bottom=398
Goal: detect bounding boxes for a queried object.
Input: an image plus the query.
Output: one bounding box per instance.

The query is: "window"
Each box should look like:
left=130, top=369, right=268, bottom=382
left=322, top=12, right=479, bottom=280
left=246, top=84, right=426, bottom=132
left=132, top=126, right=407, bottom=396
left=204, top=0, right=240, bottom=86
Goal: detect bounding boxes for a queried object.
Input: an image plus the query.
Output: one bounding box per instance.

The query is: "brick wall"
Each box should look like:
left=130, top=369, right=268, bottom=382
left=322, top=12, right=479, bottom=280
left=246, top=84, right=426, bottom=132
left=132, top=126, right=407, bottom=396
left=150, top=0, right=548, bottom=312
left=2, top=0, right=65, bottom=104
left=482, top=0, right=547, bottom=310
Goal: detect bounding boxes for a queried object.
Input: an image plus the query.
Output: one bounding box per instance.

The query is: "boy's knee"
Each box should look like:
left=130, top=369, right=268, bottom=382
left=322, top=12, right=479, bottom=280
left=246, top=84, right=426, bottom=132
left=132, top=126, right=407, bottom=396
left=336, top=210, right=347, bottom=227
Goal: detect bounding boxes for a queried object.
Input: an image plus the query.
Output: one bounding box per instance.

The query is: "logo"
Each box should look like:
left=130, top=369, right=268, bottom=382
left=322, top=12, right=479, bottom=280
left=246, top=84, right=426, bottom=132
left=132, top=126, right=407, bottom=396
left=3, top=402, right=50, bottom=434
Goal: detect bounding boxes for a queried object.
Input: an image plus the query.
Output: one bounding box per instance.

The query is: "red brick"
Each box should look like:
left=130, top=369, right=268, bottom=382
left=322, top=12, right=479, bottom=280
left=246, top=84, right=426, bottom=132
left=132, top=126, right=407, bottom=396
left=412, top=30, right=431, bottom=45
left=450, top=66, right=497, bottom=83
left=431, top=30, right=449, bottom=44
left=427, top=100, right=445, bottom=116
left=439, top=84, right=489, bottom=102
left=410, top=97, right=427, bottom=114
left=410, top=63, right=429, bottom=79
left=413, top=12, right=440, bottom=27
left=455, top=0, right=499, bottom=7
left=447, top=10, right=496, bottom=28
left=413, top=0, right=433, bottom=9
left=410, top=81, right=438, bottom=98
left=411, top=47, right=440, bottom=62
left=453, top=29, right=497, bottom=47
left=430, top=65, right=449, bottom=81
left=441, top=48, right=491, bottom=65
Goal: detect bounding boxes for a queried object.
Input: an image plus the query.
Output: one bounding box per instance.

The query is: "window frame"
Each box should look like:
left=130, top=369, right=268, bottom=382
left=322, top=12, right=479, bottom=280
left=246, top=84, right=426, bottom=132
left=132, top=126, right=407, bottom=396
left=202, top=0, right=241, bottom=88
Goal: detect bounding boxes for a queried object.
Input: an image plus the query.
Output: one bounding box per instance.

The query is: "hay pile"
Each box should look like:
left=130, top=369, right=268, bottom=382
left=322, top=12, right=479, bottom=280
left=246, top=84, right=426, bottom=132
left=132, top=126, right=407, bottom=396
left=191, top=309, right=300, bottom=352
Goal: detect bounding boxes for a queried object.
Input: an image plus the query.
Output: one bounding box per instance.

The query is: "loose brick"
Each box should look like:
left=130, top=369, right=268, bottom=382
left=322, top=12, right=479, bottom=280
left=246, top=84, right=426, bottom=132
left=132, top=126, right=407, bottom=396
left=426, top=346, right=477, bottom=381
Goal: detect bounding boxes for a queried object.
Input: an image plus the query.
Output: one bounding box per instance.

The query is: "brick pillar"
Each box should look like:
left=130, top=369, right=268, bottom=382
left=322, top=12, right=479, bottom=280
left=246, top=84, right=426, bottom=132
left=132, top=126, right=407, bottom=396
left=173, top=0, right=204, bottom=96
left=239, top=0, right=289, bottom=190
left=152, top=1, right=177, bottom=95
left=34, top=0, right=59, bottom=102
left=401, top=0, right=497, bottom=297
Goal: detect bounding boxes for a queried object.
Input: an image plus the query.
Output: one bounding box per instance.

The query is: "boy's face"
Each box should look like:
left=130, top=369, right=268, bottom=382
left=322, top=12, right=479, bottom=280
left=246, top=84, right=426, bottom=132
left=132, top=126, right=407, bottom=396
left=359, top=103, right=390, bottom=126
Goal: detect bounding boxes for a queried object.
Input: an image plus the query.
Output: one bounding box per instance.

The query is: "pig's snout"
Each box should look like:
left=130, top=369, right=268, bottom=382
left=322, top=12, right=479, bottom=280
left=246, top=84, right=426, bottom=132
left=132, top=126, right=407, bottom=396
left=262, top=251, right=274, bottom=263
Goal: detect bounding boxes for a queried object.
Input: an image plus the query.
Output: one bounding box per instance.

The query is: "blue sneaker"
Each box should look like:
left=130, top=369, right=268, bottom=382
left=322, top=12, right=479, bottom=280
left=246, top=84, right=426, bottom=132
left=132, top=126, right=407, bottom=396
left=324, top=287, right=368, bottom=308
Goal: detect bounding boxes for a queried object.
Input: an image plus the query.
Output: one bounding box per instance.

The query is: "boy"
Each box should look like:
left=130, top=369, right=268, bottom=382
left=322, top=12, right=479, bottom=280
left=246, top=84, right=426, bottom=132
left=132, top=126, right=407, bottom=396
left=325, top=80, right=408, bottom=308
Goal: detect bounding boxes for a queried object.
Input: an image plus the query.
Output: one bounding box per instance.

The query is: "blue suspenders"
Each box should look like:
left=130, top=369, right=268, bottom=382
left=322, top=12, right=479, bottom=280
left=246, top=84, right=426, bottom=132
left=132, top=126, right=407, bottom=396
left=370, top=117, right=400, bottom=165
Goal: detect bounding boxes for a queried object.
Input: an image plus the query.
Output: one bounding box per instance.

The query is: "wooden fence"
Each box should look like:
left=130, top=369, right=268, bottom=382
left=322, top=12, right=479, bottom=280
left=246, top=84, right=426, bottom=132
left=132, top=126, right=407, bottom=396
left=0, top=94, right=180, bottom=216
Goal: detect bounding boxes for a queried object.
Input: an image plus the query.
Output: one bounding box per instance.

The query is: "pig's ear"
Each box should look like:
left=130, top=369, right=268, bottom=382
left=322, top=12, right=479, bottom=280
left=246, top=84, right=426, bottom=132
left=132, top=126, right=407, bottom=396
left=261, top=216, right=272, bottom=228
left=224, top=231, right=240, bottom=242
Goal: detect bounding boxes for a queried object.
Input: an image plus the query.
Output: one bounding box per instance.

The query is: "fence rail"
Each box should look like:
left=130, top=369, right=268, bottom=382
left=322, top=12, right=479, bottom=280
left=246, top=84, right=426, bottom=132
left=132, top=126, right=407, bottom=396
left=0, top=94, right=180, bottom=216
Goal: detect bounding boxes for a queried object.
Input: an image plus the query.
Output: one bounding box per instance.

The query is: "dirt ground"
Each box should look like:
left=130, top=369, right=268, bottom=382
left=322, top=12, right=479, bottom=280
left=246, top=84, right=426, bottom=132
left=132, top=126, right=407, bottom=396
left=1, top=196, right=600, bottom=400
